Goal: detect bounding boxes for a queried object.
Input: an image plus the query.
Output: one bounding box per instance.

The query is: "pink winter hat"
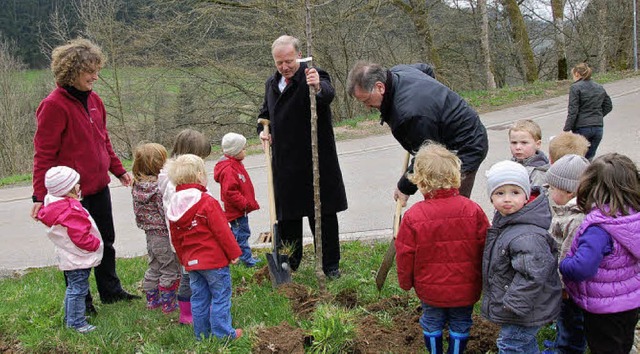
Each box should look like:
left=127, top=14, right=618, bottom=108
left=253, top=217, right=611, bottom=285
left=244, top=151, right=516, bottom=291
left=45, top=166, right=80, bottom=197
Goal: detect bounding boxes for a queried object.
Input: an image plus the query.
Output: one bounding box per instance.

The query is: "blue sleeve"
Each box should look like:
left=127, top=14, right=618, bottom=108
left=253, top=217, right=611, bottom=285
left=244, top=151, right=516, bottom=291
left=560, top=225, right=612, bottom=281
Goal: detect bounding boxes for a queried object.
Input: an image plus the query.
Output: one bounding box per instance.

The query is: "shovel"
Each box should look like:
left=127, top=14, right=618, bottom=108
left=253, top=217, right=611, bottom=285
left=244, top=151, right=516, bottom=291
left=258, top=118, right=292, bottom=287
left=375, top=151, right=411, bottom=291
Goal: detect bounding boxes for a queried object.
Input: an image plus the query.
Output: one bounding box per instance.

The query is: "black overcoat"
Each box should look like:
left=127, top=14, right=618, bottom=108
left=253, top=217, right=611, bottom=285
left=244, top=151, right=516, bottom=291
left=258, top=63, right=348, bottom=220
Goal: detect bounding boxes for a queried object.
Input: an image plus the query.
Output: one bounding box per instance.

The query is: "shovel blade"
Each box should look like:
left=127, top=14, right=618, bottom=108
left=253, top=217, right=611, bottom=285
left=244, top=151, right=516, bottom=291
left=266, top=252, right=291, bottom=287
left=375, top=239, right=396, bottom=291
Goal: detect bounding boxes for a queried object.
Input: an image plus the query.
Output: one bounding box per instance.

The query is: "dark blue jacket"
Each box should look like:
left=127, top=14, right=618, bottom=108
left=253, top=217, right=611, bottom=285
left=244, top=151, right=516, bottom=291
left=380, top=64, right=489, bottom=195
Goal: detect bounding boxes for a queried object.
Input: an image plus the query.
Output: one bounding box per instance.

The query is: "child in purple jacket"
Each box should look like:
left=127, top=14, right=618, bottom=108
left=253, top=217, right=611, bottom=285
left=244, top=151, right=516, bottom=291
left=560, top=153, right=640, bottom=354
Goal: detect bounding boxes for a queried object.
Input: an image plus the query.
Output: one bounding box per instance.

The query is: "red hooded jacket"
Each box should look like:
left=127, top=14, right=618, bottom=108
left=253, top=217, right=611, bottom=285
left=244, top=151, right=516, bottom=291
left=213, top=155, right=259, bottom=221
left=395, top=188, right=489, bottom=307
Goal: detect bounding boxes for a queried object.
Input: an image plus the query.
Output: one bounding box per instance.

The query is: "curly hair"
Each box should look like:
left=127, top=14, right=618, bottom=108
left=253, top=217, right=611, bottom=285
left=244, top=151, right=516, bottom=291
left=408, top=141, right=461, bottom=194
left=577, top=153, right=640, bottom=216
left=132, top=143, right=168, bottom=184
left=50, top=38, right=105, bottom=86
left=166, top=154, right=207, bottom=187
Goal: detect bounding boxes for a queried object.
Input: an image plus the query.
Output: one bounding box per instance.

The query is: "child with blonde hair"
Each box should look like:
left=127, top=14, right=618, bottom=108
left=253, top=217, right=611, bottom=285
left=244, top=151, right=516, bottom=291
left=165, top=154, right=243, bottom=341
left=509, top=119, right=550, bottom=186
left=132, top=143, right=180, bottom=313
left=158, top=128, right=212, bottom=325
left=395, top=142, right=489, bottom=354
left=214, top=132, right=260, bottom=267
left=38, top=166, right=103, bottom=333
left=483, top=160, right=561, bottom=353
left=548, top=131, right=590, bottom=164
left=560, top=153, right=640, bottom=353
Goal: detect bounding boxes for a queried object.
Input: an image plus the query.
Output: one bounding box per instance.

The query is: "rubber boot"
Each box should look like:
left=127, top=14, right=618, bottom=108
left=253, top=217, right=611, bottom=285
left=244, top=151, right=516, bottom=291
left=424, top=330, right=444, bottom=354
left=159, top=281, right=179, bottom=314
left=447, top=331, right=470, bottom=354
left=178, top=300, right=193, bottom=324
left=145, top=289, right=161, bottom=310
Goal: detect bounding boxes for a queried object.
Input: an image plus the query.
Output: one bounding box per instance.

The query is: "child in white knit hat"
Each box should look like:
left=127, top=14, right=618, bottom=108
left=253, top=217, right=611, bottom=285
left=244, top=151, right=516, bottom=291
left=37, top=166, right=103, bottom=334
left=213, top=133, right=261, bottom=267
left=481, top=160, right=561, bottom=353
left=544, top=154, right=590, bottom=354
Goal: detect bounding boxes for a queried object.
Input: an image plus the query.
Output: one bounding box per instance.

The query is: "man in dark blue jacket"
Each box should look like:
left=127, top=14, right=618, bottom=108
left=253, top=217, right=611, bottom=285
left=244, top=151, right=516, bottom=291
left=347, top=61, right=488, bottom=202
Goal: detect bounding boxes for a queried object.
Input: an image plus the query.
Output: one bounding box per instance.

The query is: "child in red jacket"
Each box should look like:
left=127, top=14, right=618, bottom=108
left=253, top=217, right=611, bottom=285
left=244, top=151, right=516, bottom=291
left=213, top=133, right=261, bottom=267
left=395, top=142, right=489, bottom=354
left=165, top=154, right=243, bottom=341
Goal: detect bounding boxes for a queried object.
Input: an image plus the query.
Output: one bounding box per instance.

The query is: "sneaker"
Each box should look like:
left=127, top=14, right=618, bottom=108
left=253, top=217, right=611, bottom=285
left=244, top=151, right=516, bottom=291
left=76, top=324, right=97, bottom=334
left=243, top=257, right=261, bottom=267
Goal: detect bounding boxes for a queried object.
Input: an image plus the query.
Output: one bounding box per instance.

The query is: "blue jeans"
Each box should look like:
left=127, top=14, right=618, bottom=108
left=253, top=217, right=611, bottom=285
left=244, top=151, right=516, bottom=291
left=555, top=298, right=586, bottom=354
left=189, top=267, right=235, bottom=340
left=497, top=324, right=541, bottom=354
left=419, top=303, right=474, bottom=334
left=573, top=126, right=603, bottom=160
left=230, top=216, right=257, bottom=266
left=64, top=268, right=91, bottom=329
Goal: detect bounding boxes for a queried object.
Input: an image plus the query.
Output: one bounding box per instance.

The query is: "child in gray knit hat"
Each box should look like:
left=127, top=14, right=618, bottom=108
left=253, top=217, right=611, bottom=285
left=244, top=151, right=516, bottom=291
left=544, top=153, right=590, bottom=354
left=482, top=160, right=561, bottom=353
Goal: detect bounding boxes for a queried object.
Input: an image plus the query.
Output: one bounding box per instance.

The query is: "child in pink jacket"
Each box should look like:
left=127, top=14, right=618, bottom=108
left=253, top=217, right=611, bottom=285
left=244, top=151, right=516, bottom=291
left=38, top=166, right=103, bottom=334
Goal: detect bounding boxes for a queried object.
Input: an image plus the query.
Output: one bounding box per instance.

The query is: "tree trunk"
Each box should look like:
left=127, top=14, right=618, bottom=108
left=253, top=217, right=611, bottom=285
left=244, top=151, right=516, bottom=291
left=502, top=0, right=538, bottom=83
left=390, top=0, right=442, bottom=72
left=597, top=0, right=608, bottom=72
left=478, top=0, right=496, bottom=89
left=551, top=0, right=568, bottom=80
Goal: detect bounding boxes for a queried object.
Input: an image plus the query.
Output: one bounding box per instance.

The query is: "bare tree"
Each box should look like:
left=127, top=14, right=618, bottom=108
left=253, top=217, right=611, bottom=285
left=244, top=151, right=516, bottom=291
left=502, top=0, right=538, bottom=83
left=551, top=0, right=568, bottom=79
left=478, top=0, right=496, bottom=88
left=596, top=0, right=608, bottom=72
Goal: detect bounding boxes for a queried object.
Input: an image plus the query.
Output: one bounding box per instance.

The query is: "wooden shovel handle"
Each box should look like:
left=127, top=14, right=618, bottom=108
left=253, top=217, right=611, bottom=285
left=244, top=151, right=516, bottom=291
left=258, top=118, right=277, bottom=233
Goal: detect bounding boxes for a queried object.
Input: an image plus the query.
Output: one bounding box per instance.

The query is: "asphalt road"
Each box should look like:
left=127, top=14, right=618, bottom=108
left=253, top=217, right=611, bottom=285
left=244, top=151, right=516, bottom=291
left=2, top=76, right=639, bottom=273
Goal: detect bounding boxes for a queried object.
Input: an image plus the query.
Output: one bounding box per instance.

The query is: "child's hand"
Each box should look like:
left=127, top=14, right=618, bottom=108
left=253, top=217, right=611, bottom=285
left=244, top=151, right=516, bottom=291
left=231, top=258, right=239, bottom=264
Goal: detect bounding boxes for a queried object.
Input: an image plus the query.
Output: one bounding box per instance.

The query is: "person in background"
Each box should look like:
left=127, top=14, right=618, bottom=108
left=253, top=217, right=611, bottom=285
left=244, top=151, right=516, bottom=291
left=258, top=35, right=347, bottom=278
left=214, top=133, right=261, bottom=267
left=165, top=154, right=243, bottom=341
left=482, top=161, right=561, bottom=354
left=508, top=119, right=549, bottom=187
left=346, top=61, right=488, bottom=201
left=544, top=154, right=590, bottom=354
left=395, top=142, right=489, bottom=354
left=563, top=63, right=613, bottom=160
left=38, top=166, right=103, bottom=334
left=158, top=128, right=213, bottom=325
left=560, top=153, right=640, bottom=354
left=548, top=132, right=590, bottom=164
left=31, top=38, right=139, bottom=313
left=132, top=143, right=181, bottom=314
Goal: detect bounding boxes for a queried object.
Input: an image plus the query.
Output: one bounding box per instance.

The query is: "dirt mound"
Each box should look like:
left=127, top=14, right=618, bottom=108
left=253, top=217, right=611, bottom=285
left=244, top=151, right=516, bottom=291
left=334, top=288, right=358, bottom=309
left=252, top=265, right=270, bottom=286
left=277, top=283, right=323, bottom=318
left=252, top=322, right=306, bottom=354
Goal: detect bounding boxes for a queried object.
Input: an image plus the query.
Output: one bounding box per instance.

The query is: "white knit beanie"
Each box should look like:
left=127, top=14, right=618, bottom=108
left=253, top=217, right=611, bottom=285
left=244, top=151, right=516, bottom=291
left=221, top=133, right=247, bottom=156
left=45, top=166, right=80, bottom=197
left=486, top=160, right=531, bottom=200
left=545, top=154, right=589, bottom=193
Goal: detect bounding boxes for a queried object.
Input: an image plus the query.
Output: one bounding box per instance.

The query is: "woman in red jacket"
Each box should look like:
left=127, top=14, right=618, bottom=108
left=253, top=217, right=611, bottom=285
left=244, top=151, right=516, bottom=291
left=395, top=142, right=489, bottom=354
left=31, top=38, right=139, bottom=311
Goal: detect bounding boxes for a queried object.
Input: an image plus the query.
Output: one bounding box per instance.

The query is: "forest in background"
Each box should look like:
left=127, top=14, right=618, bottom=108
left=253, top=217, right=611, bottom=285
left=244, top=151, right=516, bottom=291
left=0, top=0, right=636, bottom=177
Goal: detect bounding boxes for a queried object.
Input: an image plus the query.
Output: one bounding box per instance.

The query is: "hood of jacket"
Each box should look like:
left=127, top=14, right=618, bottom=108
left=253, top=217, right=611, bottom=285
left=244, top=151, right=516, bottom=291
left=165, top=184, right=207, bottom=227
left=213, top=155, right=233, bottom=183
left=585, top=207, right=640, bottom=259
left=39, top=195, right=79, bottom=227
left=492, top=187, right=552, bottom=231
left=132, top=180, right=159, bottom=204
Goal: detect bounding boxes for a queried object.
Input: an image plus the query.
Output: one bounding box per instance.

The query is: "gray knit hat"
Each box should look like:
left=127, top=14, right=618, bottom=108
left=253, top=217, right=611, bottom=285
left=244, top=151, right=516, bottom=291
left=545, top=154, right=589, bottom=193
left=486, top=160, right=531, bottom=199
left=221, top=133, right=247, bottom=156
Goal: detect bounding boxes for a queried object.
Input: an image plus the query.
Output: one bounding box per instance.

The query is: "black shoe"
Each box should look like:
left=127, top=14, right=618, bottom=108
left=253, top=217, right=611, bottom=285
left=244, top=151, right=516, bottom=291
left=85, top=303, right=98, bottom=315
left=101, top=291, right=142, bottom=304
left=325, top=269, right=341, bottom=280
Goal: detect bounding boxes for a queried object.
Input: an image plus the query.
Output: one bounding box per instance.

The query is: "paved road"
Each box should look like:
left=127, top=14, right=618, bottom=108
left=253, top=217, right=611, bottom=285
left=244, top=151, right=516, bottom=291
left=2, top=76, right=639, bottom=272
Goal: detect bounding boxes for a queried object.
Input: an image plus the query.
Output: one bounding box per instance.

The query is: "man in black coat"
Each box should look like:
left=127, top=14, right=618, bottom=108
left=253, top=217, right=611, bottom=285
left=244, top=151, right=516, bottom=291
left=258, top=35, right=347, bottom=278
left=347, top=61, right=488, bottom=202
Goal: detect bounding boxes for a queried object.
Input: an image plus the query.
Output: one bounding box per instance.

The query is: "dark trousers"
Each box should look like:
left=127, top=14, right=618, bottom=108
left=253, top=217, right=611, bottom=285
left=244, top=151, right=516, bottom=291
left=573, top=126, right=603, bottom=160
left=459, top=170, right=478, bottom=198
left=278, top=213, right=340, bottom=274
left=583, top=307, right=638, bottom=354
left=74, top=187, right=124, bottom=304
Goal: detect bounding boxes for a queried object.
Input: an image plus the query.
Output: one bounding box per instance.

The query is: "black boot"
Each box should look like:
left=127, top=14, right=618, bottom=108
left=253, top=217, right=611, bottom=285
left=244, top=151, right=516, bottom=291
left=101, top=290, right=141, bottom=304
